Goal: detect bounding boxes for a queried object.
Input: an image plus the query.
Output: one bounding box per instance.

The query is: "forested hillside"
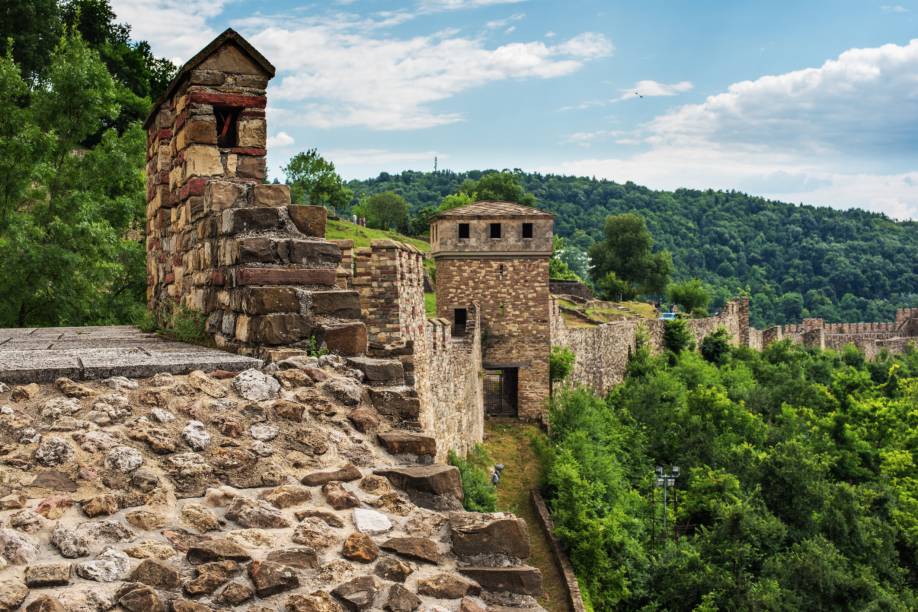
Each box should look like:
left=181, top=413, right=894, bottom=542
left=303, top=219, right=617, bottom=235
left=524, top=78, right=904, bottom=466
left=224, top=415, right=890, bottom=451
left=348, top=171, right=917, bottom=327
left=542, top=338, right=918, bottom=610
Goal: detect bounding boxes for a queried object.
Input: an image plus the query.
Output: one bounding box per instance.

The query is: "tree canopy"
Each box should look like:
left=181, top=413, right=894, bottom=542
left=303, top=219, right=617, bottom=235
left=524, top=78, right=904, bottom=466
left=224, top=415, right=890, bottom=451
left=589, top=213, right=673, bottom=299
left=283, top=148, right=353, bottom=211
left=360, top=191, right=409, bottom=231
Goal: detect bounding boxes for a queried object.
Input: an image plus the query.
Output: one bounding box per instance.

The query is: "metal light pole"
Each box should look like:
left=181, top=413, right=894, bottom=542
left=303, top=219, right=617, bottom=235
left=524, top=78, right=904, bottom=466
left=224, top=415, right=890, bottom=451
left=655, top=465, right=680, bottom=542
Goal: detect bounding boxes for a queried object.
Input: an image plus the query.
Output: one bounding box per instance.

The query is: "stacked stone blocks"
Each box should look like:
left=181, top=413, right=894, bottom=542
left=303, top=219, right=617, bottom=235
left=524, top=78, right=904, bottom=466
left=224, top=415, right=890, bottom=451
left=144, top=29, right=366, bottom=358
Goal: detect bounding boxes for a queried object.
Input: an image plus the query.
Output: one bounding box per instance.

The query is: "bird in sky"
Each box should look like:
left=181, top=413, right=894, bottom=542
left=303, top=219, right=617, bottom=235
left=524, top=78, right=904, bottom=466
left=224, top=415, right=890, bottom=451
left=634, top=91, right=644, bottom=98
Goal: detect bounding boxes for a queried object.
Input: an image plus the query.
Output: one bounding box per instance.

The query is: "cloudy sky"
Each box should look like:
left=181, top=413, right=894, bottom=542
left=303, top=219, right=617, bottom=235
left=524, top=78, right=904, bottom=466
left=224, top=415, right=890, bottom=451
left=111, top=0, right=918, bottom=219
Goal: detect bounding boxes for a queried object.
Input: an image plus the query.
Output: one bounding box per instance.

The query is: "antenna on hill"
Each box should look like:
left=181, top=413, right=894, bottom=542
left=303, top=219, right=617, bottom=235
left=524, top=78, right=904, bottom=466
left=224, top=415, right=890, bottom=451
left=434, top=156, right=438, bottom=173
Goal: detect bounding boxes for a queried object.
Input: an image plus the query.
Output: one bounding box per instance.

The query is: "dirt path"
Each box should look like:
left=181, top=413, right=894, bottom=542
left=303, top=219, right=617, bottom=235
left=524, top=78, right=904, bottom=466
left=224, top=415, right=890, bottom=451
left=483, top=419, right=572, bottom=612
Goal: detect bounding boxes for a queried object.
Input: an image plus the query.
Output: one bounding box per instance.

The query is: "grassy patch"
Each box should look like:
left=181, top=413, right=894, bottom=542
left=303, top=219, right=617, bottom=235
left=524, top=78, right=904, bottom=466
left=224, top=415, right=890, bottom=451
left=424, top=292, right=437, bottom=318
left=325, top=219, right=430, bottom=252
left=483, top=420, right=571, bottom=612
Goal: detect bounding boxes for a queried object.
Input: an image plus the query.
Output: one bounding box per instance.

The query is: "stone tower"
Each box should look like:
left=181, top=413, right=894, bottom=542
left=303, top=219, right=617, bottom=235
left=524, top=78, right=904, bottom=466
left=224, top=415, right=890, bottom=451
left=431, top=201, right=554, bottom=420
left=144, top=29, right=366, bottom=358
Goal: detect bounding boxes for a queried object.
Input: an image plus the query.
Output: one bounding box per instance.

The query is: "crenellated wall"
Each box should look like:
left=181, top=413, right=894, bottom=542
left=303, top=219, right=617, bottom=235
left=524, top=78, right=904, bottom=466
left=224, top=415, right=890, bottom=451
left=352, top=240, right=484, bottom=460
left=550, top=297, right=753, bottom=395
left=762, top=307, right=917, bottom=355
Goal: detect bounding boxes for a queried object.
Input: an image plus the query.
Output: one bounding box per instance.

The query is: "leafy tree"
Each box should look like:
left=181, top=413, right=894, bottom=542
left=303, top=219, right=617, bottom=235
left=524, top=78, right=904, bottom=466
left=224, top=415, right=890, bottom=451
left=283, top=148, right=353, bottom=211
left=590, top=213, right=673, bottom=299
left=700, top=327, right=731, bottom=365
left=550, top=236, right=581, bottom=281
left=663, top=319, right=695, bottom=355
left=438, top=191, right=474, bottom=212
left=457, top=170, right=536, bottom=206
left=0, top=0, right=61, bottom=82
left=360, top=191, right=408, bottom=231
left=668, top=278, right=712, bottom=316
left=597, top=271, right=633, bottom=302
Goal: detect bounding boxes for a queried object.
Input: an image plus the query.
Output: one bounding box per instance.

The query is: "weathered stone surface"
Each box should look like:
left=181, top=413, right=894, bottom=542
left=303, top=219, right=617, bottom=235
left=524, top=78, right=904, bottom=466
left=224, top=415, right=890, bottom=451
left=29, top=470, right=77, bottom=492
left=118, top=584, right=166, bottom=612
left=56, top=376, right=95, bottom=397
left=332, top=576, right=378, bottom=611
left=345, top=357, right=404, bottom=384
left=302, top=463, right=362, bottom=486
left=254, top=183, right=290, bottom=207
left=295, top=509, right=345, bottom=528
left=104, top=445, right=143, bottom=472
left=449, top=512, right=530, bottom=559
left=188, top=370, right=227, bottom=398
left=353, top=508, right=392, bottom=535
left=184, top=560, right=240, bottom=596
left=417, top=573, right=481, bottom=599
left=380, top=537, right=440, bottom=564
left=292, top=520, right=338, bottom=550
left=323, top=481, right=360, bottom=510
left=288, top=205, right=327, bottom=237
left=181, top=503, right=221, bottom=533
left=384, top=584, right=421, bottom=612
left=458, top=566, right=542, bottom=596
left=24, top=562, right=71, bottom=587
left=182, top=420, right=212, bottom=451
left=266, top=547, right=319, bottom=569
left=323, top=378, right=362, bottom=405
left=131, top=558, right=181, bottom=589
left=126, top=509, right=166, bottom=531
left=286, top=591, right=344, bottom=612
left=186, top=539, right=251, bottom=565
left=378, top=432, right=436, bottom=457
left=348, top=407, right=380, bottom=433
left=249, top=560, right=300, bottom=597
left=34, top=436, right=74, bottom=466
left=222, top=206, right=283, bottom=234
left=172, top=598, right=213, bottom=612
left=260, top=484, right=312, bottom=508
left=342, top=533, right=379, bottom=563
left=272, top=398, right=306, bottom=421
left=225, top=495, right=291, bottom=528
left=458, top=596, right=487, bottom=612
left=232, top=368, right=280, bottom=401
left=25, top=596, right=66, bottom=612
left=217, top=580, right=255, bottom=606
left=81, top=493, right=119, bottom=517
left=75, top=547, right=130, bottom=581
left=374, top=557, right=413, bottom=583
left=375, top=465, right=463, bottom=510
left=0, top=578, right=28, bottom=611
left=0, top=528, right=38, bottom=564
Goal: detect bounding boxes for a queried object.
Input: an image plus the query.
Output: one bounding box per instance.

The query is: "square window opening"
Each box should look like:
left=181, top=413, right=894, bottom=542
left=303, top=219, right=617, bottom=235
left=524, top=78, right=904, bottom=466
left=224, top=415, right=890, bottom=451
left=214, top=106, right=242, bottom=148
left=522, top=222, right=533, bottom=239
left=490, top=223, right=502, bottom=239
left=458, top=223, right=470, bottom=239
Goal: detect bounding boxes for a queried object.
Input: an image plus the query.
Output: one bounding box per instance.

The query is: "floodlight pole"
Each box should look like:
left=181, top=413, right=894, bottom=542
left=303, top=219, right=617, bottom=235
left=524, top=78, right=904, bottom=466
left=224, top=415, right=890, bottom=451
left=654, top=465, right=680, bottom=542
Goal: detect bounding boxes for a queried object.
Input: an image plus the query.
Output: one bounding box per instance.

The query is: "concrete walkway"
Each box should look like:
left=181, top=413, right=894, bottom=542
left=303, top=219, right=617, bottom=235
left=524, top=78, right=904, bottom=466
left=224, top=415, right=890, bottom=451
left=0, top=326, right=262, bottom=383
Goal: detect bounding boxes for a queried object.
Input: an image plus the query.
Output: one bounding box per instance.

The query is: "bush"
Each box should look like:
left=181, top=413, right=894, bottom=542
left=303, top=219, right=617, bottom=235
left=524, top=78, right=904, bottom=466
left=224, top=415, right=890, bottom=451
left=667, top=279, right=712, bottom=316
left=663, top=318, right=695, bottom=354
left=167, top=305, right=208, bottom=343
left=449, top=445, right=497, bottom=512
left=700, top=327, right=731, bottom=365
left=550, top=346, right=576, bottom=384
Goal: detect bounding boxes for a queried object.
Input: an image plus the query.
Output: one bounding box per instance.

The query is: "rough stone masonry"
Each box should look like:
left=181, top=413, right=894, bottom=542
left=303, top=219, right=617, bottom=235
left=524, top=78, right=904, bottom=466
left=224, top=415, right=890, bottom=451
left=144, top=29, right=366, bottom=359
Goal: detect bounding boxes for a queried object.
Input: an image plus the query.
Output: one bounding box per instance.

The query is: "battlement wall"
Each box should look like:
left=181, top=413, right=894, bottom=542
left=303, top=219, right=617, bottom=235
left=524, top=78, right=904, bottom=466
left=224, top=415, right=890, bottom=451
left=353, top=240, right=483, bottom=459
left=762, top=308, right=917, bottom=355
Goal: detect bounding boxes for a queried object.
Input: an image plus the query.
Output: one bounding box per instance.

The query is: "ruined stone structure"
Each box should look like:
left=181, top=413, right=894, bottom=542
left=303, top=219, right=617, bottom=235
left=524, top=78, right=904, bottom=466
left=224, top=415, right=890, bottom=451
left=144, top=29, right=366, bottom=359
left=431, top=202, right=554, bottom=421
left=761, top=307, right=918, bottom=357
left=346, top=240, right=485, bottom=460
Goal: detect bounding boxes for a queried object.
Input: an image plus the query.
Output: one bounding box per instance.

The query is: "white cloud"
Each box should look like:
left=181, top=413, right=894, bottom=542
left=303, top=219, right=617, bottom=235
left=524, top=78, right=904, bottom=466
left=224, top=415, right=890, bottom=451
left=323, top=149, right=443, bottom=165
left=267, top=131, right=295, bottom=148
left=486, top=13, right=525, bottom=30
left=252, top=25, right=612, bottom=130
left=550, top=40, right=918, bottom=219
left=620, top=79, right=693, bottom=100
left=881, top=4, right=909, bottom=13
left=419, top=0, right=525, bottom=11
left=110, top=0, right=225, bottom=62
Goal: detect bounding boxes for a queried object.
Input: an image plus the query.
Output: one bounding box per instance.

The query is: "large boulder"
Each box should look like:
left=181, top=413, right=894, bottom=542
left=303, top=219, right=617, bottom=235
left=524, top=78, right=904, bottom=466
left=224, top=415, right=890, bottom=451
left=449, top=512, right=531, bottom=559
left=375, top=465, right=463, bottom=510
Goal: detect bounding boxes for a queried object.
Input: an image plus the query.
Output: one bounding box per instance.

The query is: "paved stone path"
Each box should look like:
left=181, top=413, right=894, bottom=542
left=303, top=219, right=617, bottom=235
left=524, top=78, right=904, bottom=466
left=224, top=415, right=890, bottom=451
left=0, top=325, right=262, bottom=383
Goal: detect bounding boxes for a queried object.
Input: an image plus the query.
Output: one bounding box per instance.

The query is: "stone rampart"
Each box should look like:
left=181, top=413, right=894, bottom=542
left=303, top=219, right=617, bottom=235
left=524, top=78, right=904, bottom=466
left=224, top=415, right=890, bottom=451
left=551, top=297, right=752, bottom=395
left=762, top=307, right=917, bottom=355
left=354, top=241, right=483, bottom=460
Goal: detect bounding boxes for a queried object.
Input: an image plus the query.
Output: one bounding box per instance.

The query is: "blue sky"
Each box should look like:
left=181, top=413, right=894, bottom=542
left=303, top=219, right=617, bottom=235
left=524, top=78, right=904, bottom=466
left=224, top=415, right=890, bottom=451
left=112, top=1, right=918, bottom=219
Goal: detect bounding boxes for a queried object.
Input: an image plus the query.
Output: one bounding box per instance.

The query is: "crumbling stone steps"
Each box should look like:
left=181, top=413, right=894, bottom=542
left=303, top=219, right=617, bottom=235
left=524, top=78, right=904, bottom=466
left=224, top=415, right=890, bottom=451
left=367, top=386, right=421, bottom=429
left=459, top=566, right=543, bottom=597
left=377, top=431, right=437, bottom=462
left=346, top=357, right=405, bottom=387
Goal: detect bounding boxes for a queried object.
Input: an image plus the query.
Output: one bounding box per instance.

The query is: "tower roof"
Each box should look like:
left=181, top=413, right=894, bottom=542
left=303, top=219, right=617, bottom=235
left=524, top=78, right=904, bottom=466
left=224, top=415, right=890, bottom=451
left=144, top=28, right=276, bottom=129
left=434, top=201, right=554, bottom=220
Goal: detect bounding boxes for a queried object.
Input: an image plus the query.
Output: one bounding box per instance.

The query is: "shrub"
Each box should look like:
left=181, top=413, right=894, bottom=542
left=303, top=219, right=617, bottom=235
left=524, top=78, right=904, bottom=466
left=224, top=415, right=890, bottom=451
left=663, top=318, right=695, bottom=354
left=449, top=445, right=497, bottom=512
left=550, top=346, right=576, bottom=384
left=700, top=327, right=731, bottom=365
left=167, top=305, right=208, bottom=343
left=667, top=279, right=711, bottom=316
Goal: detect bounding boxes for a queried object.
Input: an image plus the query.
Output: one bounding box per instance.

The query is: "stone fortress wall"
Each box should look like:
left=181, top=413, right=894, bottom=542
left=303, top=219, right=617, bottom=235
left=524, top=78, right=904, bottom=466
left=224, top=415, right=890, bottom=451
left=347, top=240, right=484, bottom=461
left=551, top=295, right=916, bottom=396
left=144, top=31, right=366, bottom=359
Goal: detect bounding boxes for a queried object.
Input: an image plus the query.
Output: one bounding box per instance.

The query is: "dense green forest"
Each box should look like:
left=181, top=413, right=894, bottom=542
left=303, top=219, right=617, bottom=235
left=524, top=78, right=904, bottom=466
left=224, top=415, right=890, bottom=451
left=0, top=0, right=173, bottom=327
left=541, top=337, right=918, bottom=610
left=348, top=171, right=917, bottom=327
